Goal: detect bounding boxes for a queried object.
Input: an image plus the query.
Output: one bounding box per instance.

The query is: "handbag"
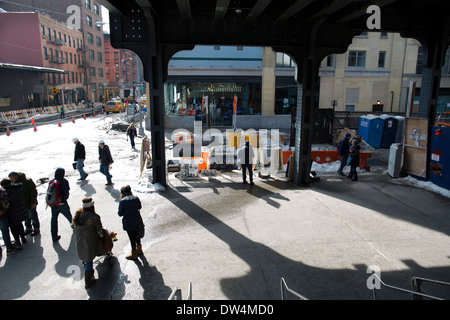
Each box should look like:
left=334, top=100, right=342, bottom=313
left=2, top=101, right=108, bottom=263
left=137, top=221, right=145, bottom=238
left=346, top=156, right=352, bottom=166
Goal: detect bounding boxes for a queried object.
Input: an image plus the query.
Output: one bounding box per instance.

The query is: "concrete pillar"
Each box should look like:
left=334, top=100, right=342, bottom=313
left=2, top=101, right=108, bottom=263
left=261, top=47, right=276, bottom=116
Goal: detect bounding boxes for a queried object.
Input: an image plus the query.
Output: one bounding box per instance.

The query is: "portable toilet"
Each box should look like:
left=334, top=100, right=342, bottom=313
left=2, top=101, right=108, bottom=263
left=380, top=115, right=399, bottom=148
left=358, top=115, right=384, bottom=149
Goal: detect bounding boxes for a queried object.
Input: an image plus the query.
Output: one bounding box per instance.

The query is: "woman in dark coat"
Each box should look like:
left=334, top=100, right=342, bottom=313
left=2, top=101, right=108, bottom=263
left=73, top=197, right=104, bottom=288
left=0, top=179, right=28, bottom=246
left=347, top=140, right=361, bottom=181
left=118, top=185, right=143, bottom=260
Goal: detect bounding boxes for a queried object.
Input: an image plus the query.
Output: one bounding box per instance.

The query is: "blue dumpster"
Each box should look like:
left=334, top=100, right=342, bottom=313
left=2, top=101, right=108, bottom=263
left=429, top=125, right=450, bottom=191
left=358, top=115, right=384, bottom=149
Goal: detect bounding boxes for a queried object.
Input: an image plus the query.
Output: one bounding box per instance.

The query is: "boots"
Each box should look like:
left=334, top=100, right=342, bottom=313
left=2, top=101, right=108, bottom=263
left=84, top=270, right=96, bottom=288
left=126, top=249, right=138, bottom=260
left=136, top=244, right=143, bottom=256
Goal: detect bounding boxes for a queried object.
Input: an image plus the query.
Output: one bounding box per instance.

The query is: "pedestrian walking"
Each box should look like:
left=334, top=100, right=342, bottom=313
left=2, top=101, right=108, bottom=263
left=126, top=123, right=137, bottom=149
left=60, top=106, right=65, bottom=119
left=8, top=172, right=40, bottom=236
left=98, top=140, right=113, bottom=186
left=347, top=139, right=361, bottom=182
left=73, top=138, right=89, bottom=181
left=237, top=137, right=255, bottom=185
left=72, top=197, right=104, bottom=288
left=48, top=168, right=73, bottom=242
left=0, top=185, right=22, bottom=255
left=118, top=185, right=144, bottom=260
left=0, top=179, right=28, bottom=247
left=337, top=133, right=352, bottom=176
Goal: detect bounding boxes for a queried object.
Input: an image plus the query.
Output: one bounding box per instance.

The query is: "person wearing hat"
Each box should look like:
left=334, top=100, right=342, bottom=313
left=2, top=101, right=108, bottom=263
left=337, top=133, right=352, bottom=176
left=73, top=197, right=105, bottom=288
left=73, top=138, right=88, bottom=181
left=98, top=140, right=113, bottom=186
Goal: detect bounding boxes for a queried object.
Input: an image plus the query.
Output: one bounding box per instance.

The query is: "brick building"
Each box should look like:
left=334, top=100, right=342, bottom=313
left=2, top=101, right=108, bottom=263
left=0, top=0, right=107, bottom=103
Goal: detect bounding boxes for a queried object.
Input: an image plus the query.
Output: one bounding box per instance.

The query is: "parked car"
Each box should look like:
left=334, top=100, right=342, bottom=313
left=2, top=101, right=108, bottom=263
left=105, top=100, right=126, bottom=114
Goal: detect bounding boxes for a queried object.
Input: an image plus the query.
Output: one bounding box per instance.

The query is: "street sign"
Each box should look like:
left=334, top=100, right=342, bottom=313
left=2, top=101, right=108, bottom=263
left=51, top=88, right=59, bottom=95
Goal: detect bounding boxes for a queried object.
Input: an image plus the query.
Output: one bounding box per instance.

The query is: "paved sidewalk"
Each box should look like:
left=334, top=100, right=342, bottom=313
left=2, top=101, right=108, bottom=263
left=113, top=171, right=450, bottom=300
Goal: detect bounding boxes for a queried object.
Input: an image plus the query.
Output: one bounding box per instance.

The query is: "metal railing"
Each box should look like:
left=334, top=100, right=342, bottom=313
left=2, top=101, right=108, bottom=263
left=372, top=274, right=444, bottom=300
left=168, top=281, right=192, bottom=300
left=411, top=276, right=450, bottom=300
left=280, top=278, right=309, bottom=300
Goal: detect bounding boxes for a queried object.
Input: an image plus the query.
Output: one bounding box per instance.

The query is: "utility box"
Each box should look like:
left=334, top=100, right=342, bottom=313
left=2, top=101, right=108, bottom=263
left=388, top=143, right=402, bottom=178
left=380, top=115, right=399, bottom=148
left=429, top=126, right=450, bottom=190
left=358, top=115, right=385, bottom=149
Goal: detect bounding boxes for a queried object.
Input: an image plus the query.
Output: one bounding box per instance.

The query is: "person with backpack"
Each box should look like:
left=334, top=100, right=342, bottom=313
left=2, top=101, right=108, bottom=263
left=47, top=167, right=73, bottom=242
left=73, top=138, right=89, bottom=181
left=8, top=172, right=40, bottom=236
left=98, top=140, right=113, bottom=186
left=337, top=133, right=351, bottom=176
left=347, top=139, right=361, bottom=182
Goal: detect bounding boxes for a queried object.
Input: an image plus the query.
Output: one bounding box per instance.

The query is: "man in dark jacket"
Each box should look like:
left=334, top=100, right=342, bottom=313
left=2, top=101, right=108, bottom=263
left=49, top=167, right=73, bottom=242
left=237, top=138, right=255, bottom=185
left=8, top=172, right=40, bottom=236
left=0, top=179, right=28, bottom=247
left=98, top=140, right=113, bottom=186
left=338, top=133, right=351, bottom=176
left=73, top=138, right=89, bottom=181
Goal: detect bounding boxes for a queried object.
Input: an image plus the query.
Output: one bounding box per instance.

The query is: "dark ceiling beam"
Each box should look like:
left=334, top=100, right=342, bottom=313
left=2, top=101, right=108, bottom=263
left=96, top=0, right=128, bottom=15
left=337, top=0, right=397, bottom=24
left=274, top=0, right=316, bottom=23
left=246, top=0, right=272, bottom=20
left=176, top=0, right=192, bottom=19
left=308, top=0, right=355, bottom=21
left=215, top=0, right=231, bottom=19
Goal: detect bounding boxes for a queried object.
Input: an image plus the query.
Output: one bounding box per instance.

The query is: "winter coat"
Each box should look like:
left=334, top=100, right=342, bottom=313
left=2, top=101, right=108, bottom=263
left=99, top=145, right=113, bottom=166
left=338, top=138, right=351, bottom=157
left=51, top=167, right=70, bottom=204
left=349, top=144, right=361, bottom=167
left=127, top=126, right=137, bottom=137
left=2, top=182, right=28, bottom=226
left=74, top=142, right=86, bottom=161
left=73, top=209, right=104, bottom=262
left=0, top=187, right=9, bottom=217
left=237, top=142, right=255, bottom=165
left=16, top=172, right=38, bottom=209
left=118, top=195, right=142, bottom=232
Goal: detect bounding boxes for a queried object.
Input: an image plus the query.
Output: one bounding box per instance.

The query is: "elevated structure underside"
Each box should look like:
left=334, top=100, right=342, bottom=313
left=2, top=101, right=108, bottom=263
left=98, top=0, right=450, bottom=186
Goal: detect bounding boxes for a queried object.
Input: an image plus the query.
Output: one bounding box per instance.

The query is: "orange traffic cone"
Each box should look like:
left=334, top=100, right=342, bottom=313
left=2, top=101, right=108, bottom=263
left=31, top=118, right=35, bottom=125
left=33, top=125, right=37, bottom=132
left=6, top=126, right=10, bottom=136
left=58, top=120, right=62, bottom=127
left=72, top=116, right=75, bottom=123
left=83, top=114, right=86, bottom=120
left=93, top=112, right=96, bottom=117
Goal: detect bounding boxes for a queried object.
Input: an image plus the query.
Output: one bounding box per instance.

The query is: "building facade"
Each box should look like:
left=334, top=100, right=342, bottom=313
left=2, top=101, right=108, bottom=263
left=0, top=0, right=107, bottom=103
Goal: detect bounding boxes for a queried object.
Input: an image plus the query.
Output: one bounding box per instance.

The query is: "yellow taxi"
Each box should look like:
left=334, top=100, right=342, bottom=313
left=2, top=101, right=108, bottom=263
left=105, top=100, right=126, bottom=114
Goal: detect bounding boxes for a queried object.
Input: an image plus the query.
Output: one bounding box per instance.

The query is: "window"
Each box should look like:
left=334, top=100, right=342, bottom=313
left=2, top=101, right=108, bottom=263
left=94, top=4, right=99, bottom=15
left=115, top=63, right=119, bottom=71
left=43, top=47, right=48, bottom=59
left=75, top=72, right=78, bottom=83
left=53, top=30, right=56, bottom=41
left=58, top=32, right=62, bottom=40
left=348, top=50, right=366, bottom=67
left=96, top=36, right=101, bottom=47
left=41, top=26, right=45, bottom=37
left=70, top=53, right=73, bottom=64
left=86, top=15, right=92, bottom=27
left=276, top=53, right=296, bottom=68
left=90, top=67, right=96, bottom=77
left=71, top=72, right=74, bottom=83
left=114, top=52, right=119, bottom=60
left=378, top=51, right=386, bottom=68
left=64, top=34, right=67, bottom=43
left=47, top=28, right=51, bottom=40
left=115, top=73, right=120, bottom=81
left=345, top=105, right=355, bottom=112
left=380, top=32, right=388, bottom=38
left=68, top=35, right=71, bottom=47
left=65, top=52, right=68, bottom=63
left=416, top=46, right=424, bottom=74
left=97, top=52, right=102, bottom=62
left=89, top=49, right=94, bottom=60
left=98, top=68, right=104, bottom=78
left=49, top=48, right=53, bottom=60
left=74, top=54, right=77, bottom=65
left=326, top=54, right=334, bottom=68
left=85, top=0, right=91, bottom=10
left=87, top=33, right=93, bottom=44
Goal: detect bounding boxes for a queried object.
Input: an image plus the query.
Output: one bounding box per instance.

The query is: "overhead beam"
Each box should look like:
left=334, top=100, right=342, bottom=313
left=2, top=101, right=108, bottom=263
left=176, top=0, right=192, bottom=19
left=215, top=0, right=230, bottom=19
left=96, top=0, right=128, bottom=15
left=247, top=0, right=272, bottom=20
left=275, top=0, right=315, bottom=23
